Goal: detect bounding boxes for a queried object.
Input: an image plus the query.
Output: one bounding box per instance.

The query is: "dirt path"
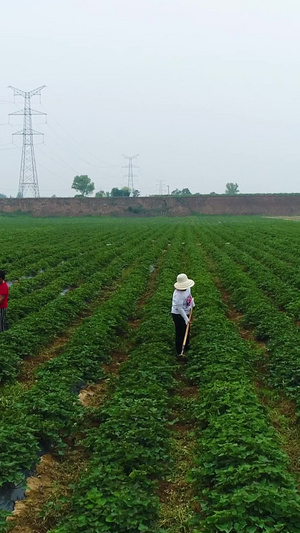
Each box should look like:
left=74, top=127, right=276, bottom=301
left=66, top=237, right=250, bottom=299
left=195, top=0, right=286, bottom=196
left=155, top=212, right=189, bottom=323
left=158, top=362, right=200, bottom=531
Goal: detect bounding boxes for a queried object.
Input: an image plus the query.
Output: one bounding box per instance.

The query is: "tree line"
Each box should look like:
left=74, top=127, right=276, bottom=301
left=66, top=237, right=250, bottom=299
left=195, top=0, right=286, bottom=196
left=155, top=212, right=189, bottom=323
left=0, top=179, right=240, bottom=198
left=71, top=175, right=240, bottom=198
left=71, top=175, right=140, bottom=197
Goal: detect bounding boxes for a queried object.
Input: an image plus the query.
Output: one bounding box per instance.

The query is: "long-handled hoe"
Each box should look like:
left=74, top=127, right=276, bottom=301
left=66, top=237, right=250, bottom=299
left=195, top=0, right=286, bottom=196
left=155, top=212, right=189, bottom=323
left=180, top=306, right=193, bottom=356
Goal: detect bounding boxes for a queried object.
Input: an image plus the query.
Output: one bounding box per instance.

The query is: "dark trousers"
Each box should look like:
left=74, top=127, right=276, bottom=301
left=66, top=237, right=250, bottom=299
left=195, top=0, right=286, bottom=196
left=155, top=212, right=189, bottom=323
left=0, top=308, right=7, bottom=333
left=172, top=313, right=190, bottom=355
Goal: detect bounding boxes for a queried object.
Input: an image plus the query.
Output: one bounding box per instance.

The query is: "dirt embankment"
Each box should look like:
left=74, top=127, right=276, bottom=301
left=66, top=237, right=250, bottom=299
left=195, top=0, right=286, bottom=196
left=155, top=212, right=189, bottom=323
left=1, top=194, right=300, bottom=217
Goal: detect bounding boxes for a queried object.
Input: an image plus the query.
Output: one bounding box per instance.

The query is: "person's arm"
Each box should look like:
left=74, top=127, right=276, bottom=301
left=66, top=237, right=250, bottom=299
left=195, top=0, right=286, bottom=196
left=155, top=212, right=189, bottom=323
left=0, top=295, right=4, bottom=304
left=179, top=307, right=189, bottom=325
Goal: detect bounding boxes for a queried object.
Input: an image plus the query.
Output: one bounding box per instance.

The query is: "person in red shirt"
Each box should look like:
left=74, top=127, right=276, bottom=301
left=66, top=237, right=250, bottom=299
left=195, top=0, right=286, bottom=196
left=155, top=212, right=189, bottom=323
left=0, top=270, right=9, bottom=332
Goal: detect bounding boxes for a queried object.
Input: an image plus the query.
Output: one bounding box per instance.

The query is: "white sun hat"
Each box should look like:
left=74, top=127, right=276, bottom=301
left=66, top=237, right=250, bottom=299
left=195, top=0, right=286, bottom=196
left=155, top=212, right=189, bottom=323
left=174, top=273, right=195, bottom=290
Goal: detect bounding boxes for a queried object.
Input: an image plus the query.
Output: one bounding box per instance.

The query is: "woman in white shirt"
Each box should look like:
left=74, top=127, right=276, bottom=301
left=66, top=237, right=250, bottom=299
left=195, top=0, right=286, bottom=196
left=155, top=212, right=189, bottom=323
left=171, top=273, right=195, bottom=355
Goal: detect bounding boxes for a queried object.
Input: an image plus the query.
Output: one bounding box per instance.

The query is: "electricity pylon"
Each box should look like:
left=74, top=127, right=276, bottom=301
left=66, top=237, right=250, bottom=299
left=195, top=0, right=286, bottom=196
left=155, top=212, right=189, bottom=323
left=157, top=180, right=166, bottom=195
left=122, top=154, right=139, bottom=193
left=9, top=85, right=46, bottom=197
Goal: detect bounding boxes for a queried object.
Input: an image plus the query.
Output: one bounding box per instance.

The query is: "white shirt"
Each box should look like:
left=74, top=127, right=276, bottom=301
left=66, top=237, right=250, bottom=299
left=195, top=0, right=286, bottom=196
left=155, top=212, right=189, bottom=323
left=171, top=287, right=194, bottom=325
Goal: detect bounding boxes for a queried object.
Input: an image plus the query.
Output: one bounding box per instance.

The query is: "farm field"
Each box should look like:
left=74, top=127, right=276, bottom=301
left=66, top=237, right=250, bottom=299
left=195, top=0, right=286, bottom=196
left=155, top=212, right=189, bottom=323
left=1, top=215, right=300, bottom=532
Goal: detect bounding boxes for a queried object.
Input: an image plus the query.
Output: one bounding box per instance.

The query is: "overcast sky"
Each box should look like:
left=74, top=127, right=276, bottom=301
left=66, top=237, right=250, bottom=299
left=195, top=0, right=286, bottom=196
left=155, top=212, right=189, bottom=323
left=1, top=0, right=300, bottom=197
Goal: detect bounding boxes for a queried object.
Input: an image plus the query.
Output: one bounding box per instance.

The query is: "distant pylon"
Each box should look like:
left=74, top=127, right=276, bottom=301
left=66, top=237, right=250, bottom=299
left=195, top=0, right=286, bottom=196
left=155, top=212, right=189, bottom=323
left=157, top=180, right=166, bottom=195
left=122, top=154, right=139, bottom=194
left=9, top=85, right=46, bottom=197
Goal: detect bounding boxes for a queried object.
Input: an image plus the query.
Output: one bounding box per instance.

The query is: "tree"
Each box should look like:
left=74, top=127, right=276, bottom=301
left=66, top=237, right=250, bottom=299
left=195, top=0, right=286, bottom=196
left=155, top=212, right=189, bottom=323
left=95, top=190, right=110, bottom=197
left=132, top=189, right=140, bottom=197
left=72, top=175, right=95, bottom=197
left=111, top=187, right=130, bottom=197
left=171, top=188, right=192, bottom=195
left=121, top=187, right=130, bottom=197
left=225, top=182, right=239, bottom=195
left=0, top=194, right=7, bottom=198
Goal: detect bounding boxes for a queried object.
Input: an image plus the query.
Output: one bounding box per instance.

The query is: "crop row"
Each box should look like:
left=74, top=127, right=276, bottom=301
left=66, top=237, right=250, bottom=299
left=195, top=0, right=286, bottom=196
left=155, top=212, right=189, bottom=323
left=47, top=229, right=187, bottom=532
left=48, top=221, right=300, bottom=533
left=7, top=221, right=151, bottom=299
left=196, top=230, right=300, bottom=408
left=3, top=217, right=171, bottom=287
left=8, top=223, right=156, bottom=323
left=0, top=226, right=169, bottom=383
left=206, top=222, right=300, bottom=288
left=207, top=218, right=300, bottom=265
left=0, top=222, right=113, bottom=277
left=184, top=234, right=300, bottom=532
left=0, top=250, right=130, bottom=383
left=0, top=232, right=173, bottom=529
left=2, top=217, right=300, bottom=532
left=201, top=228, right=300, bottom=318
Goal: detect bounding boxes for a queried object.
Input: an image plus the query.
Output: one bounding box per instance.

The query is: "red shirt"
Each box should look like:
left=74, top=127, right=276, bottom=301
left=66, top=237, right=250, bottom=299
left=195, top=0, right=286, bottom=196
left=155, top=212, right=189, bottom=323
left=0, top=281, right=9, bottom=309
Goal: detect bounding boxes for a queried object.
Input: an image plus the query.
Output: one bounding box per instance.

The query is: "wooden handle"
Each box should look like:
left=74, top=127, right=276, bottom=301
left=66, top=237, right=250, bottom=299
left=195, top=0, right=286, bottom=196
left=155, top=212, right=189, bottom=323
left=180, top=306, right=193, bottom=355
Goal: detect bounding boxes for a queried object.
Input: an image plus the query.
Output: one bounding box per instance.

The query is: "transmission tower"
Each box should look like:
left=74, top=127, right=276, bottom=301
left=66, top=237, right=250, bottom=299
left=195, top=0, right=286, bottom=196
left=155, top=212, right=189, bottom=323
left=122, top=154, right=139, bottom=193
left=157, top=180, right=166, bottom=195
left=9, top=85, right=46, bottom=197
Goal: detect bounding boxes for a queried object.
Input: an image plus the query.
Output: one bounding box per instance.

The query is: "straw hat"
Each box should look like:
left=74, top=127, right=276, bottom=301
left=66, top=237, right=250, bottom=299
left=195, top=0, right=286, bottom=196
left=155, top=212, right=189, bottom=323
left=174, top=273, right=195, bottom=290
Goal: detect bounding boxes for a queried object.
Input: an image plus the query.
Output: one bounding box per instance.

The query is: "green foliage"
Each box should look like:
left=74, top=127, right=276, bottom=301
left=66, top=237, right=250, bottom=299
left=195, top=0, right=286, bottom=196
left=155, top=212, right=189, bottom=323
left=0, top=221, right=178, bottom=530
left=111, top=187, right=130, bottom=197
left=71, top=175, right=95, bottom=197
left=184, top=238, right=300, bottom=531
left=95, top=190, right=110, bottom=197
left=225, top=182, right=239, bottom=194
left=127, top=205, right=145, bottom=214
left=2, top=217, right=300, bottom=530
left=171, top=188, right=192, bottom=195
left=49, top=231, right=183, bottom=532
left=200, top=226, right=300, bottom=398
left=0, top=406, right=39, bottom=485
left=0, top=509, right=10, bottom=532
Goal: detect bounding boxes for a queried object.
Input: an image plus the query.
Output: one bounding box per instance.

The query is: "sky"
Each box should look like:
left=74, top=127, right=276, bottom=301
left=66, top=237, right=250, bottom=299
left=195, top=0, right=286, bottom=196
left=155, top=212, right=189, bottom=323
left=1, top=0, right=300, bottom=197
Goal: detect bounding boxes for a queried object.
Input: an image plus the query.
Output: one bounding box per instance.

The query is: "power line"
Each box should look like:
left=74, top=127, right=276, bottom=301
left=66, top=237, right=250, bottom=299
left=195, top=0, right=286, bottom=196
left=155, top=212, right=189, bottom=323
left=8, top=85, right=46, bottom=197
left=43, top=110, right=120, bottom=168
left=45, top=123, right=115, bottom=171
left=0, top=146, right=18, bottom=152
